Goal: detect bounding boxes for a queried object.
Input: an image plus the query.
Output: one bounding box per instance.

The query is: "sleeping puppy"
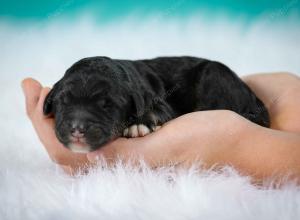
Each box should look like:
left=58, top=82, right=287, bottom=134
left=43, top=56, right=270, bottom=153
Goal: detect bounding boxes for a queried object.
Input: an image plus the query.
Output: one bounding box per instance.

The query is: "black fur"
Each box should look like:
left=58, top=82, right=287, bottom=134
left=44, top=56, right=270, bottom=152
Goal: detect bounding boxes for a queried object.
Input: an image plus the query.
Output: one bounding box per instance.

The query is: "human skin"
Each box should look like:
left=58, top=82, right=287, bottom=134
left=21, top=72, right=300, bottom=182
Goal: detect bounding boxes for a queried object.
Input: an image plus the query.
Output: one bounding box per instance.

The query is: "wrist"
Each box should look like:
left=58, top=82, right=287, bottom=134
left=188, top=110, right=254, bottom=169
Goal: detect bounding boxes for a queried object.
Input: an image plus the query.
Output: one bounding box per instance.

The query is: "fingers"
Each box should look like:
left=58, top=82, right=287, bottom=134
left=21, top=78, right=42, bottom=118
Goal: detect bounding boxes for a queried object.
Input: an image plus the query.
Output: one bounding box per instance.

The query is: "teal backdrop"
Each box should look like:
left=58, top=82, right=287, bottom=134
left=1, top=0, right=299, bottom=23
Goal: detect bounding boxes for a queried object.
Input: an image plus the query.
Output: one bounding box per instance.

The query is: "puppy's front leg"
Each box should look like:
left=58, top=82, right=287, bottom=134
left=123, top=99, right=173, bottom=138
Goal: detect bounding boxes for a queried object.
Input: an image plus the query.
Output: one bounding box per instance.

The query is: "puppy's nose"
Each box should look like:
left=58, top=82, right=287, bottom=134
left=71, top=129, right=85, bottom=138
left=70, top=122, right=86, bottom=138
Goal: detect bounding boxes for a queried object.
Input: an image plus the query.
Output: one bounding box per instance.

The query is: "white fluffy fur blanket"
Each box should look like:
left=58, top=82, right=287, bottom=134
left=1, top=15, right=300, bottom=220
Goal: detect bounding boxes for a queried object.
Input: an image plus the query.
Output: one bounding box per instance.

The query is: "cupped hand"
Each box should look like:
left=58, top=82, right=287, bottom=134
left=22, top=78, right=245, bottom=174
left=22, top=78, right=90, bottom=174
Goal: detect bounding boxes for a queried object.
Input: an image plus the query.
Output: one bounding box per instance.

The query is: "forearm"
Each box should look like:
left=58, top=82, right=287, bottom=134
left=156, top=111, right=300, bottom=182
left=212, top=124, right=300, bottom=182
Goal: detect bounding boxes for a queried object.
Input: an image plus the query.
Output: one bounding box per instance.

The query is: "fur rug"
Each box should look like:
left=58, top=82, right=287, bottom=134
left=1, top=15, right=300, bottom=220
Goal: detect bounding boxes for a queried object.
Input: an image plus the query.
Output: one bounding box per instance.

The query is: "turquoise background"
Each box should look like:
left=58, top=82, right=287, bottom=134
left=1, top=0, right=299, bottom=23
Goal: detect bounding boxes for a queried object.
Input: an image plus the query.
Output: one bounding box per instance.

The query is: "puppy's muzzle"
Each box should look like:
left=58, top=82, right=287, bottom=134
left=67, top=119, right=92, bottom=153
left=70, top=120, right=86, bottom=138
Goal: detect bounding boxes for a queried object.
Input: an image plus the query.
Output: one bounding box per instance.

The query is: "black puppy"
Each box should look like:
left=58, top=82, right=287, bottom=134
left=43, top=56, right=270, bottom=153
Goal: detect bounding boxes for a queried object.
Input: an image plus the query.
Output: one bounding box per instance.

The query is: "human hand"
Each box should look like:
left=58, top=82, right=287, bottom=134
left=22, top=78, right=90, bottom=174
left=22, top=74, right=300, bottom=183
left=22, top=77, right=245, bottom=174
left=85, top=109, right=245, bottom=169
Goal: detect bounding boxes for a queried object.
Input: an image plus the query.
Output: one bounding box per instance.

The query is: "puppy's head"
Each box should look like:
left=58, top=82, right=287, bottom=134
left=43, top=57, right=133, bottom=153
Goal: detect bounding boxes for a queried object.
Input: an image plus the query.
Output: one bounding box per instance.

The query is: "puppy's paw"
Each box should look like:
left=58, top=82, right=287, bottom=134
left=151, top=125, right=162, bottom=131
left=123, top=124, right=151, bottom=138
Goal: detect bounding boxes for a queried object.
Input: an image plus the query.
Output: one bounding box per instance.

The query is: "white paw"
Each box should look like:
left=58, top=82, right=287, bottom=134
left=123, top=124, right=151, bottom=138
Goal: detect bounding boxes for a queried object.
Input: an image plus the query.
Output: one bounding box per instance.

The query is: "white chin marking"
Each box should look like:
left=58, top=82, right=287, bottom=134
left=68, top=143, right=91, bottom=153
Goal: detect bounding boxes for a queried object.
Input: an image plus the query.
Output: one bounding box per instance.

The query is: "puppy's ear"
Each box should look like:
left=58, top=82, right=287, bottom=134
left=43, top=89, right=55, bottom=115
left=43, top=81, right=61, bottom=115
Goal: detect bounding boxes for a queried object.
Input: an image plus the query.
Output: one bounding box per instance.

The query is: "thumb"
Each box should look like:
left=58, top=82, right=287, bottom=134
left=86, top=133, right=159, bottom=165
left=21, top=78, right=42, bottom=119
left=86, top=138, right=133, bottom=164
